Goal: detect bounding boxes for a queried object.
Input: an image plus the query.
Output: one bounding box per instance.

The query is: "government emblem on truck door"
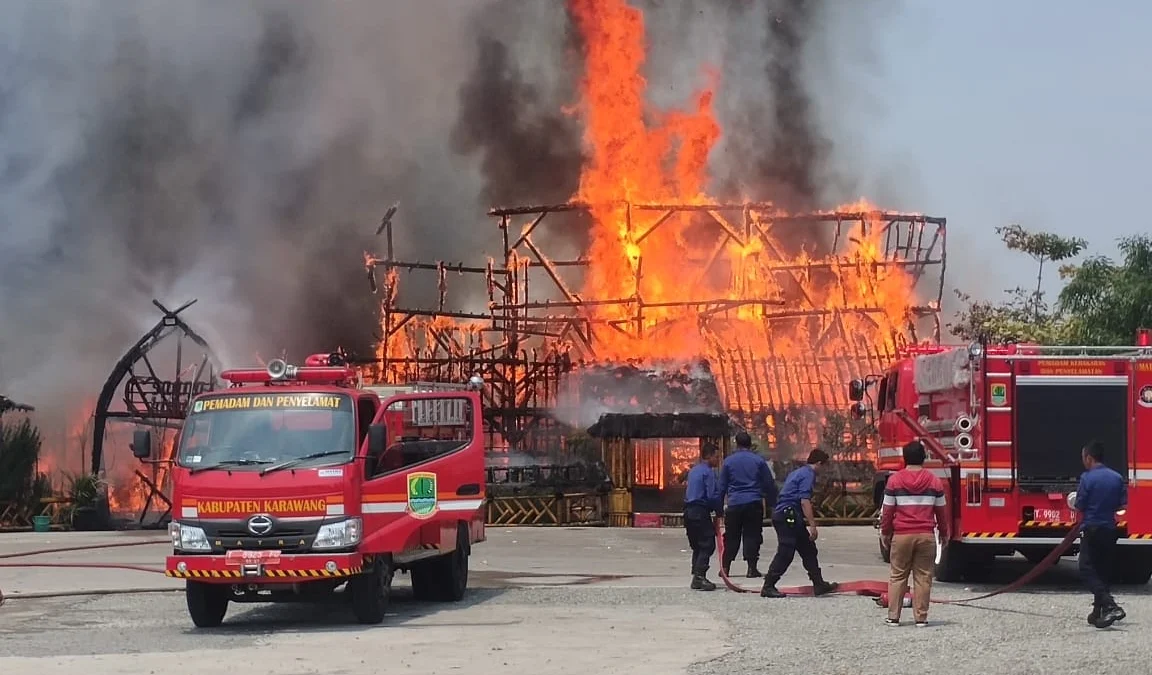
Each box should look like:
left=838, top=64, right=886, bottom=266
left=990, top=383, right=1007, bottom=407
left=407, top=472, right=438, bottom=518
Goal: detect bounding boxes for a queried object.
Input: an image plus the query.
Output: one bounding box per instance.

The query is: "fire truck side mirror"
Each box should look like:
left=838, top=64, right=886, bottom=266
left=131, top=429, right=152, bottom=459
left=848, top=379, right=866, bottom=401
left=849, top=402, right=868, bottom=420
left=367, top=423, right=387, bottom=456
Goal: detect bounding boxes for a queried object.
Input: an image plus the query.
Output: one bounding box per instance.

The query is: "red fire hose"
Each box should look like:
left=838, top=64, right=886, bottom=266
left=713, top=519, right=1083, bottom=605
left=0, top=539, right=169, bottom=608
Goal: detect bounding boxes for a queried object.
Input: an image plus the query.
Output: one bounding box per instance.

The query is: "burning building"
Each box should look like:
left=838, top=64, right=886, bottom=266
left=359, top=0, right=946, bottom=525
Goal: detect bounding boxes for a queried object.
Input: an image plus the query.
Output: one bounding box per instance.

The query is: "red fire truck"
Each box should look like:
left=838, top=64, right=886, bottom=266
left=132, top=353, right=487, bottom=627
left=850, top=330, right=1152, bottom=584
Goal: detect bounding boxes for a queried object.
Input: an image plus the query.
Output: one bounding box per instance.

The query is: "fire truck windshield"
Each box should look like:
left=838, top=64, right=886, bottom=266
left=177, top=392, right=355, bottom=472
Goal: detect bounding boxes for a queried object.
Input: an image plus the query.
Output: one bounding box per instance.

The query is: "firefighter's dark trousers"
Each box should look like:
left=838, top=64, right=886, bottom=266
left=1080, top=525, right=1119, bottom=609
left=722, top=501, right=764, bottom=568
left=683, top=504, right=715, bottom=576
left=765, top=508, right=825, bottom=584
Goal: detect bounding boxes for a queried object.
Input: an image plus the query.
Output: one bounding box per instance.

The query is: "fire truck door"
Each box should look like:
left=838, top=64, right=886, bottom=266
left=359, top=394, right=483, bottom=553
left=1133, top=364, right=1152, bottom=488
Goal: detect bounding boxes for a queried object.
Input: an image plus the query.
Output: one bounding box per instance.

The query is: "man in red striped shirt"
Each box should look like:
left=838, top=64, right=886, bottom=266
left=880, top=440, right=950, bottom=626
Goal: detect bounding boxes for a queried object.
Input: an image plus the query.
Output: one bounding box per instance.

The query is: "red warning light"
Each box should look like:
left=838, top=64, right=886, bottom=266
left=1137, top=328, right=1151, bottom=347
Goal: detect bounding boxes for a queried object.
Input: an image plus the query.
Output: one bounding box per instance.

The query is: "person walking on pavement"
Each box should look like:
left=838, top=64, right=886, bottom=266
left=761, top=448, right=840, bottom=598
left=719, top=431, right=778, bottom=578
left=1072, top=440, right=1127, bottom=628
left=879, top=440, right=950, bottom=626
left=683, top=443, right=723, bottom=590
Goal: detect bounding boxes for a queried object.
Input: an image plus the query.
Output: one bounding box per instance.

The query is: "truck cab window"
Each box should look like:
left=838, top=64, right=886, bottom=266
left=876, top=376, right=889, bottom=411
left=356, top=397, right=375, bottom=445
left=369, top=397, right=475, bottom=479
left=886, top=372, right=900, bottom=411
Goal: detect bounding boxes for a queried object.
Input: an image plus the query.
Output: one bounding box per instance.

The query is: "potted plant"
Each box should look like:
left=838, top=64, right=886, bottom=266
left=66, top=473, right=109, bottom=531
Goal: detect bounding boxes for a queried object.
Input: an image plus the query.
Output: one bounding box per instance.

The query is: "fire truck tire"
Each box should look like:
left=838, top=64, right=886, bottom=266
left=438, top=524, right=470, bottom=602
left=409, top=561, right=437, bottom=601
left=410, top=524, right=470, bottom=602
left=934, top=542, right=967, bottom=583
left=1114, top=550, right=1152, bottom=586
left=350, top=556, right=394, bottom=624
left=1021, top=547, right=1053, bottom=565
left=185, top=581, right=229, bottom=628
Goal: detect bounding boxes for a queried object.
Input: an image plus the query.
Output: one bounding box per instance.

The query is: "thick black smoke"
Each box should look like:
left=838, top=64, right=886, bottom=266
left=0, top=0, right=498, bottom=413
left=754, top=0, right=831, bottom=213
left=449, top=0, right=589, bottom=286
left=451, top=37, right=584, bottom=209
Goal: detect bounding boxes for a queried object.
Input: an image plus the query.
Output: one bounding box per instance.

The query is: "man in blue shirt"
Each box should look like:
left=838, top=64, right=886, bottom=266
left=1073, top=440, right=1127, bottom=628
left=719, top=431, right=778, bottom=578
left=683, top=442, right=723, bottom=590
left=761, top=448, right=840, bottom=598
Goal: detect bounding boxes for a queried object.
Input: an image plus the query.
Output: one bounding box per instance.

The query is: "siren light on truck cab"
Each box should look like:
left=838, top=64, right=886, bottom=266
left=220, top=353, right=360, bottom=388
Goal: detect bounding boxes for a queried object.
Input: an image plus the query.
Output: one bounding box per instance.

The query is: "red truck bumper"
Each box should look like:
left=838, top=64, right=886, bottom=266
left=166, top=551, right=366, bottom=583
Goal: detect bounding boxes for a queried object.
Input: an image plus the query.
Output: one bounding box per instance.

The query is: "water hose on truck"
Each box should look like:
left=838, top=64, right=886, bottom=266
left=0, top=539, right=170, bottom=607
left=713, top=518, right=1083, bottom=605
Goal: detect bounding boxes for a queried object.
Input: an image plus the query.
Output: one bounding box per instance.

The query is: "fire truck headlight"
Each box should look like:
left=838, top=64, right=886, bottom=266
left=313, top=517, right=363, bottom=550
left=1067, top=491, right=1077, bottom=510
left=169, top=521, right=211, bottom=552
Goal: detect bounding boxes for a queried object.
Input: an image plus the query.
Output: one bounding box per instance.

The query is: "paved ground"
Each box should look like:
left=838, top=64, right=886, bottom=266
left=1, top=527, right=1149, bottom=674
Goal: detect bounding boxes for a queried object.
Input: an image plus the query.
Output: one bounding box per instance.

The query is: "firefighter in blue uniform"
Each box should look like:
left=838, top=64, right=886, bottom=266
left=683, top=442, right=723, bottom=590
left=719, top=431, right=778, bottom=578
left=1072, top=440, right=1127, bottom=628
left=761, top=448, right=840, bottom=598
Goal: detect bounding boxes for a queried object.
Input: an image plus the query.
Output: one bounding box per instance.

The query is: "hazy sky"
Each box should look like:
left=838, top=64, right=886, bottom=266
left=855, top=1, right=1151, bottom=300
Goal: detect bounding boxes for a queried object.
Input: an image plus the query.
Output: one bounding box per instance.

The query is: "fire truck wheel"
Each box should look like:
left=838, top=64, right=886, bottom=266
left=185, top=581, right=229, bottom=628
left=1114, top=550, right=1152, bottom=586
left=410, top=524, right=470, bottom=602
left=1021, top=548, right=1053, bottom=565
left=350, top=556, right=394, bottom=624
left=934, top=542, right=968, bottom=583
left=409, top=561, right=437, bottom=601
left=439, top=524, right=470, bottom=602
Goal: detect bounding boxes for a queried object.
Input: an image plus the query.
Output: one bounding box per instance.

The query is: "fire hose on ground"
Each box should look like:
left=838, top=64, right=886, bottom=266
left=0, top=522, right=1084, bottom=609
left=714, top=518, right=1083, bottom=606
left=0, top=539, right=171, bottom=608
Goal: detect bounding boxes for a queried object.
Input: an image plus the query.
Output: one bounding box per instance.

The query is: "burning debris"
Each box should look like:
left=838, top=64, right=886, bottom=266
left=359, top=0, right=947, bottom=470
left=0, top=396, right=34, bottom=415
left=556, top=359, right=724, bottom=429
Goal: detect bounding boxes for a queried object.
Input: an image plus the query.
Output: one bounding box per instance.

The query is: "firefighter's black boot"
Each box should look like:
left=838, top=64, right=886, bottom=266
left=746, top=560, right=763, bottom=578
left=1087, top=603, right=1101, bottom=626
left=1094, top=603, right=1125, bottom=628
left=691, top=575, right=717, bottom=591
left=811, top=571, right=840, bottom=596
left=760, top=574, right=785, bottom=598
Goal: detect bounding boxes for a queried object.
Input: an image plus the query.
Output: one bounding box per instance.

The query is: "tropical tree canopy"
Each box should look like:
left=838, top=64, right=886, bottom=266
left=950, top=227, right=1152, bottom=346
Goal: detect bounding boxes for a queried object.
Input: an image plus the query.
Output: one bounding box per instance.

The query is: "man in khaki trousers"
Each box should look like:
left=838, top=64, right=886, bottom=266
left=879, top=440, right=950, bottom=626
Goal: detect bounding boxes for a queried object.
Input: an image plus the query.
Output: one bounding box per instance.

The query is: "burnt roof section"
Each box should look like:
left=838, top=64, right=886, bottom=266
left=587, top=412, right=734, bottom=439
left=572, top=359, right=725, bottom=413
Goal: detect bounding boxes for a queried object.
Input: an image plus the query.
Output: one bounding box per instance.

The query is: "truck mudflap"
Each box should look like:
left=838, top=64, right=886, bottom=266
left=166, top=551, right=364, bottom=581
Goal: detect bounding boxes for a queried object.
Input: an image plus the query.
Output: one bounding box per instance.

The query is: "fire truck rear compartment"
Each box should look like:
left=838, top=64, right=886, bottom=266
left=1014, top=381, right=1129, bottom=489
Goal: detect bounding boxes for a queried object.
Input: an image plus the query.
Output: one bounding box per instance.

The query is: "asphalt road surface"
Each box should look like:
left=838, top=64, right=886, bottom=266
left=1, top=527, right=1149, bottom=674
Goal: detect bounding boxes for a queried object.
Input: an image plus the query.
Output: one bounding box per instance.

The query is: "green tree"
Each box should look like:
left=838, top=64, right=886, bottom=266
left=996, top=224, right=1087, bottom=322
left=1058, top=235, right=1152, bottom=345
left=949, top=225, right=1087, bottom=343
left=949, top=288, right=1068, bottom=344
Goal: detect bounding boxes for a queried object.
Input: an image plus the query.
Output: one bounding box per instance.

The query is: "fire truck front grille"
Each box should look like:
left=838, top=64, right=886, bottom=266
left=201, top=520, right=321, bottom=554
left=215, top=527, right=309, bottom=538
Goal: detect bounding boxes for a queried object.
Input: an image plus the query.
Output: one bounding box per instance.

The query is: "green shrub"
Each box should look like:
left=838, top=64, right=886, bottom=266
left=0, top=417, right=42, bottom=506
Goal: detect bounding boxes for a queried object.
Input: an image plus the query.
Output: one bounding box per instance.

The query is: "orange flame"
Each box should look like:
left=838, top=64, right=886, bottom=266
left=366, top=0, right=933, bottom=427
left=565, top=0, right=914, bottom=364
